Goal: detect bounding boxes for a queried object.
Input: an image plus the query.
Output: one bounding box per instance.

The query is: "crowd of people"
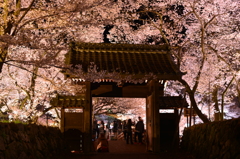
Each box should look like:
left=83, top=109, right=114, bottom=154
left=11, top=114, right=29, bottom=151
left=123, top=117, right=145, bottom=144
left=93, top=116, right=145, bottom=152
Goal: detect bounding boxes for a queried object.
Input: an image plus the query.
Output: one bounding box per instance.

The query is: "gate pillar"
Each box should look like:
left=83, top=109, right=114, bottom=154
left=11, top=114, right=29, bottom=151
left=146, top=80, right=160, bottom=152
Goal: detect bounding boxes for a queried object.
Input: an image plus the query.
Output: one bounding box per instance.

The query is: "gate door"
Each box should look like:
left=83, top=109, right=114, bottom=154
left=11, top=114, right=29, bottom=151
left=159, top=108, right=179, bottom=149
left=64, top=129, right=84, bottom=152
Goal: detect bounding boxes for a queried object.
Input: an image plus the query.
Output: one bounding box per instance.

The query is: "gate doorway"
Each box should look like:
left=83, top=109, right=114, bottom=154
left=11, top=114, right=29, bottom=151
left=92, top=97, right=147, bottom=153
left=51, top=80, right=165, bottom=153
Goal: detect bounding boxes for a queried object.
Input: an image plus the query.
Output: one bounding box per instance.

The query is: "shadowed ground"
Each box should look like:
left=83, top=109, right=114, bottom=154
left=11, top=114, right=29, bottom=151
left=53, top=139, right=195, bottom=159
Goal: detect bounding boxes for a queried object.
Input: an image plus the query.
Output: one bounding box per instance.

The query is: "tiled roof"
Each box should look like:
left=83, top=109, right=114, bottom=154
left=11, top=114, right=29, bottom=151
left=65, top=42, right=184, bottom=80
left=159, top=96, right=189, bottom=108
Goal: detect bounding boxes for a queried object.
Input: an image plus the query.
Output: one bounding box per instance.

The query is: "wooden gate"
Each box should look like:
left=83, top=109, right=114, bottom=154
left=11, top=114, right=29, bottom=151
left=51, top=82, right=92, bottom=153
left=60, top=42, right=185, bottom=153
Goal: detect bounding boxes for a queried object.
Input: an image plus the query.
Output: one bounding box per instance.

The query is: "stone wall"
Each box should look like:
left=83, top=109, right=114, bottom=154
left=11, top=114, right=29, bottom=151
left=0, top=122, right=65, bottom=159
left=181, top=118, right=240, bottom=159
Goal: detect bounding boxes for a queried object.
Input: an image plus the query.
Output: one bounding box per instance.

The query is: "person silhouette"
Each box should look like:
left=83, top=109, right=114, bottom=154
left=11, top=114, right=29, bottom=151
left=126, top=119, right=133, bottom=144
left=135, top=116, right=144, bottom=144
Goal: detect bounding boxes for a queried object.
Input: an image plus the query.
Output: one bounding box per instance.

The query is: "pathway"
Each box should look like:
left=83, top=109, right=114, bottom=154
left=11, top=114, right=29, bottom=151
left=53, top=139, right=195, bottom=159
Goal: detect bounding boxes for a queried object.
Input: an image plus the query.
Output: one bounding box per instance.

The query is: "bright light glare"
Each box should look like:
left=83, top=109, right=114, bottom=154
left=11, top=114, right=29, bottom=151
left=159, top=109, right=174, bottom=113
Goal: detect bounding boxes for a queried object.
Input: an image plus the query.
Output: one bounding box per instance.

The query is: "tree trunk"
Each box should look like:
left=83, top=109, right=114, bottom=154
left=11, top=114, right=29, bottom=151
left=188, top=91, right=210, bottom=123
left=179, top=78, right=210, bottom=123
left=212, top=86, right=220, bottom=112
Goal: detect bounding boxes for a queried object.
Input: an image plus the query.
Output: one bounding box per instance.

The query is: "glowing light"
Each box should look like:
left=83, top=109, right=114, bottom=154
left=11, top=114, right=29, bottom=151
left=159, top=109, right=174, bottom=113
left=65, top=108, right=83, bottom=113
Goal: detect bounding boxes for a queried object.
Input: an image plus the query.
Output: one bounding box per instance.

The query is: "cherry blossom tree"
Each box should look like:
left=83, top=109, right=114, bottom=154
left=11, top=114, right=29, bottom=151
left=92, top=97, right=146, bottom=122
left=0, top=0, right=239, bottom=124
left=0, top=0, right=114, bottom=123
left=93, top=97, right=145, bottom=115
left=168, top=0, right=240, bottom=122
left=0, top=52, right=67, bottom=123
left=0, top=0, right=112, bottom=73
left=102, top=0, right=240, bottom=123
